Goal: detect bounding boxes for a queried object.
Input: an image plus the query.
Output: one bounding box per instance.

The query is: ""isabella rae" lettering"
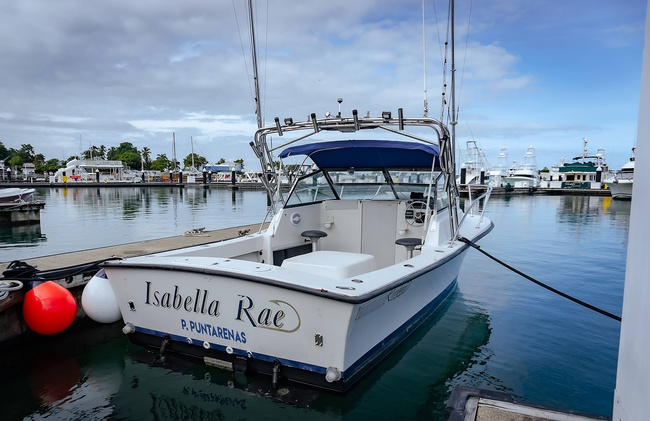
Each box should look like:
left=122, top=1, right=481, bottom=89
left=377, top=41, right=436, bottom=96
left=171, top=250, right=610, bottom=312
left=144, top=281, right=220, bottom=317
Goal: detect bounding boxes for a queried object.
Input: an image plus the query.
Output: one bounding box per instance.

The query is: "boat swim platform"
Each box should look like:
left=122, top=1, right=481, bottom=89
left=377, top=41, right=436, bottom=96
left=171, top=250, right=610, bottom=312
left=446, top=386, right=609, bottom=421
left=0, top=222, right=266, bottom=343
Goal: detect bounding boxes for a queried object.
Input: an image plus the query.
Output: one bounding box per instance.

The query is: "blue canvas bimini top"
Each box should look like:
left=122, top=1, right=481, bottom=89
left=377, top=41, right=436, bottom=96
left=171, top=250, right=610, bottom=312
left=278, top=140, right=440, bottom=169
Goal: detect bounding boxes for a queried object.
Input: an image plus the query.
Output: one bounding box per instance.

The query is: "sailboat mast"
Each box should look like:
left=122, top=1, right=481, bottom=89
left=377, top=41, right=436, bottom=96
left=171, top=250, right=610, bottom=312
left=450, top=0, right=457, bottom=155
left=248, top=0, right=263, bottom=129
left=172, top=132, right=177, bottom=171
left=191, top=136, right=195, bottom=170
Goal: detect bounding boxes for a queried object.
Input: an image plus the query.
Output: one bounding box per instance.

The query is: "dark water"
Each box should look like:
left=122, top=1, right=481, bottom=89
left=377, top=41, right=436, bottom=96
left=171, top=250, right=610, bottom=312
left=0, top=191, right=627, bottom=420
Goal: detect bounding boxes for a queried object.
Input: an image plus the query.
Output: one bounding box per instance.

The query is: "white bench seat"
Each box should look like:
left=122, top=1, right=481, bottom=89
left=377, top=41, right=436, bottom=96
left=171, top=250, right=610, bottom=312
left=281, top=250, right=376, bottom=279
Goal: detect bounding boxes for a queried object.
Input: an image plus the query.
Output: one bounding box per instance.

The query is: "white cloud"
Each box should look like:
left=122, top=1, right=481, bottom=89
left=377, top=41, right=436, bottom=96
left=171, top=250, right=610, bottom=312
left=0, top=0, right=644, bottom=170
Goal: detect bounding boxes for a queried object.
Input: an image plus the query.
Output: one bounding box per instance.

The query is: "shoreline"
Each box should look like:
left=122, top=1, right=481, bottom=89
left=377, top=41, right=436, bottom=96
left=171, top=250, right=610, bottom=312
left=2, top=181, right=613, bottom=196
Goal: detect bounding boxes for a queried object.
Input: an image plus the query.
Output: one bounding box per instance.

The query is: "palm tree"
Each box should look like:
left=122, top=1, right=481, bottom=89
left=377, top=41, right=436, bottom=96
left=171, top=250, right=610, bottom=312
left=141, top=147, right=152, bottom=170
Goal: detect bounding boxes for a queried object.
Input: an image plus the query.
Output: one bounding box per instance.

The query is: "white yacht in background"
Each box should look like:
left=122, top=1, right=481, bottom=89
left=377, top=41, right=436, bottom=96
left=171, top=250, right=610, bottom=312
left=556, top=139, right=608, bottom=190
left=487, top=148, right=509, bottom=188
left=503, top=146, right=540, bottom=189
left=606, top=147, right=635, bottom=200
left=52, top=159, right=141, bottom=183
left=458, top=140, right=488, bottom=187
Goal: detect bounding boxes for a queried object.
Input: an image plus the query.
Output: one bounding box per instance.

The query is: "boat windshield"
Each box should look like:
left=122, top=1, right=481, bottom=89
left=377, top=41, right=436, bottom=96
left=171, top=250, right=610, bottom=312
left=285, top=169, right=447, bottom=207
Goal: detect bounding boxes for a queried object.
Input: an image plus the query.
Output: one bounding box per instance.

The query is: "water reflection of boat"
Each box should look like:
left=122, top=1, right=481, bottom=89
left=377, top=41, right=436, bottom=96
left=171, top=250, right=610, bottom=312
left=0, top=187, right=35, bottom=203
left=0, top=224, right=46, bottom=246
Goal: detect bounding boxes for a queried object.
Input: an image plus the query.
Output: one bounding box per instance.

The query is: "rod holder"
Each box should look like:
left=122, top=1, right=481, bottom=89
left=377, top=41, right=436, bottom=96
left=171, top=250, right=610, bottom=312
left=311, top=113, right=319, bottom=132
left=274, top=117, right=283, bottom=136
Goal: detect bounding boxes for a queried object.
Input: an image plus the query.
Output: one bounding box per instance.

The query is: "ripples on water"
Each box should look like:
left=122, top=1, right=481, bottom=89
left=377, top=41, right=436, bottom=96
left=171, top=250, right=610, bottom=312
left=0, top=191, right=628, bottom=419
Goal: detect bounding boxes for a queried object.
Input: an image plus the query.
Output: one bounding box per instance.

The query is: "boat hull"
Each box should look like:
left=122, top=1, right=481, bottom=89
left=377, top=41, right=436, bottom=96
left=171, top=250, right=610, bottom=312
left=0, top=188, right=35, bottom=203
left=503, top=175, right=539, bottom=189
left=103, top=248, right=467, bottom=392
left=608, top=180, right=633, bottom=200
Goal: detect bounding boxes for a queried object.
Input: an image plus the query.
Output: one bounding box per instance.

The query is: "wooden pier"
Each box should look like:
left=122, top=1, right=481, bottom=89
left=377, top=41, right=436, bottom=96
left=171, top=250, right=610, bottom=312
left=0, top=222, right=265, bottom=343
left=0, top=201, right=46, bottom=225
left=446, top=386, right=608, bottom=421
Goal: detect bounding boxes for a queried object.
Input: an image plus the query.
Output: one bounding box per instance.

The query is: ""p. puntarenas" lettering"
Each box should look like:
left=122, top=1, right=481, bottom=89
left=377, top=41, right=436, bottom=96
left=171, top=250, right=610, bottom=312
left=181, top=319, right=246, bottom=343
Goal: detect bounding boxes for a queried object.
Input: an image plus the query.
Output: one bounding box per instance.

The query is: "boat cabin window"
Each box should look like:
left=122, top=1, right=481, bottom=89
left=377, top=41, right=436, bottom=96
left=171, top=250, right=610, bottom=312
left=285, top=171, right=337, bottom=206
left=285, top=168, right=447, bottom=208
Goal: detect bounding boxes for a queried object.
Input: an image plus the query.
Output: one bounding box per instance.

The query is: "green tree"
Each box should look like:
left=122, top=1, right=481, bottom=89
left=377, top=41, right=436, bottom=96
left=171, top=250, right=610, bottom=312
left=150, top=154, right=171, bottom=171
left=82, top=145, right=106, bottom=160
left=38, top=158, right=64, bottom=173
left=106, top=147, right=118, bottom=160
left=141, top=147, right=152, bottom=170
left=119, top=150, right=142, bottom=169
left=17, top=144, right=35, bottom=162
left=107, top=142, right=136, bottom=160
left=46, top=158, right=63, bottom=167
left=183, top=153, right=208, bottom=169
left=216, top=158, right=226, bottom=164
left=0, top=141, right=9, bottom=161
left=8, top=155, right=23, bottom=168
left=105, top=142, right=141, bottom=169
left=234, top=158, right=245, bottom=171
left=33, top=153, right=46, bottom=167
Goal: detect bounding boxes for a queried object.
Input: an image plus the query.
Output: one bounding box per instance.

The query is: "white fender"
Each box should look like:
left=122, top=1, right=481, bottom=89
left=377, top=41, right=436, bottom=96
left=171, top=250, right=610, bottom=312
left=81, top=269, right=122, bottom=323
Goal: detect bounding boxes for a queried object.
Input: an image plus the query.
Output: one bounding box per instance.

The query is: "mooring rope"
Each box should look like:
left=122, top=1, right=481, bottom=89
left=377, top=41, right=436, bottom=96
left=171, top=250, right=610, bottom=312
left=0, top=279, right=23, bottom=300
left=1, top=257, right=121, bottom=283
left=458, top=237, right=622, bottom=322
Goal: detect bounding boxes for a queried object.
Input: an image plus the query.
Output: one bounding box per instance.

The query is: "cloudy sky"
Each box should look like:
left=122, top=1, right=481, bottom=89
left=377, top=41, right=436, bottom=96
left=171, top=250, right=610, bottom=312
left=0, top=0, right=645, bottom=170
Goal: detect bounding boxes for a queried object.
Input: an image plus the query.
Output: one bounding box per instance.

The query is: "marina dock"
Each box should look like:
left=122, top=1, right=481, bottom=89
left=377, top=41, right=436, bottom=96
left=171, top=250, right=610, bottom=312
left=0, top=201, right=45, bottom=224
left=446, top=387, right=608, bottom=421
left=2, top=180, right=267, bottom=190
left=4, top=180, right=614, bottom=196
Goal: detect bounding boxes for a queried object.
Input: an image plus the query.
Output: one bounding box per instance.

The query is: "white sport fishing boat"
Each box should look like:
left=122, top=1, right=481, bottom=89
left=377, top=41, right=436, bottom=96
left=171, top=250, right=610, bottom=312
left=94, top=110, right=493, bottom=392
left=606, top=147, right=635, bottom=200
left=503, top=146, right=540, bottom=189
left=85, top=0, right=492, bottom=393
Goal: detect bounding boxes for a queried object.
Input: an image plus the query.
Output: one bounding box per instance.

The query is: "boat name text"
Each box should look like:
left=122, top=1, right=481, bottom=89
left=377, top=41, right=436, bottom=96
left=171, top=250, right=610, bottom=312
left=145, top=282, right=220, bottom=316
left=180, top=319, right=247, bottom=343
left=235, top=295, right=301, bottom=333
left=143, top=283, right=301, bottom=334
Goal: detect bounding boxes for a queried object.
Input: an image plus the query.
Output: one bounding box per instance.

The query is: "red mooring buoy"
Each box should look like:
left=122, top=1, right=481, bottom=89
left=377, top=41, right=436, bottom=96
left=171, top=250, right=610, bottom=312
left=23, top=281, right=77, bottom=335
